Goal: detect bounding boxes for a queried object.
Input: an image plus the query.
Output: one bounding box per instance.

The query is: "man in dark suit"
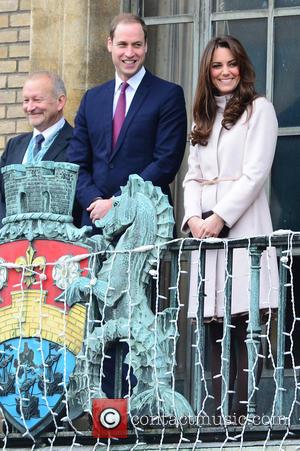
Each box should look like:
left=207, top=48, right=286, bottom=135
left=0, top=71, right=81, bottom=226
left=68, top=13, right=187, bottom=398
left=68, top=13, right=187, bottom=227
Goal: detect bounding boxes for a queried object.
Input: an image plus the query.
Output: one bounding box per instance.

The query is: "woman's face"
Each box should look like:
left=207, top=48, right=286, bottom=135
left=210, top=47, right=240, bottom=95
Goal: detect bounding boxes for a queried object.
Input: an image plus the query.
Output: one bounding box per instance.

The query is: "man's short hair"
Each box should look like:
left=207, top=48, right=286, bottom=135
left=26, top=71, right=66, bottom=98
left=109, top=13, right=147, bottom=42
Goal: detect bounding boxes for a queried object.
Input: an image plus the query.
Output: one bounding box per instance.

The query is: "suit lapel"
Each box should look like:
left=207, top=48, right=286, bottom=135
left=43, top=122, right=73, bottom=161
left=17, top=134, right=32, bottom=162
left=109, top=71, right=152, bottom=160
left=104, top=81, right=115, bottom=159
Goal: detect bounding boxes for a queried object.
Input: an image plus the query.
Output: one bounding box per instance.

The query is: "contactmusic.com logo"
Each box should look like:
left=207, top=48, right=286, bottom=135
left=92, top=400, right=290, bottom=438
left=92, top=399, right=128, bottom=438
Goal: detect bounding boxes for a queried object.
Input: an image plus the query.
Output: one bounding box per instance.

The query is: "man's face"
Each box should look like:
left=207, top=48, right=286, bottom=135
left=107, top=22, right=147, bottom=81
left=22, top=76, right=66, bottom=132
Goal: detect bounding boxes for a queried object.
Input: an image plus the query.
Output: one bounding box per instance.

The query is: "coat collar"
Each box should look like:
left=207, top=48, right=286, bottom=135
left=215, top=94, right=232, bottom=111
left=20, top=134, right=32, bottom=161
left=43, top=121, right=73, bottom=161
left=104, top=80, right=115, bottom=158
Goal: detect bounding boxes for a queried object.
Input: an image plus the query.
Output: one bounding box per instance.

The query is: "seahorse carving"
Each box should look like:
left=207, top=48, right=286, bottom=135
left=62, top=175, right=193, bottom=418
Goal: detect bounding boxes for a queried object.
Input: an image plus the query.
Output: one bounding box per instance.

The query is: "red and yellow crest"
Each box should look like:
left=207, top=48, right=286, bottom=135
left=0, top=238, right=91, bottom=435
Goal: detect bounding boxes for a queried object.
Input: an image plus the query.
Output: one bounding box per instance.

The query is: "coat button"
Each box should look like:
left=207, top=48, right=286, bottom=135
left=109, top=163, right=114, bottom=169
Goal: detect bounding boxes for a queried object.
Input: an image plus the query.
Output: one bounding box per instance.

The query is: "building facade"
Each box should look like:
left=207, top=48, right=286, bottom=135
left=0, top=0, right=300, bottom=233
left=0, top=1, right=300, bottom=446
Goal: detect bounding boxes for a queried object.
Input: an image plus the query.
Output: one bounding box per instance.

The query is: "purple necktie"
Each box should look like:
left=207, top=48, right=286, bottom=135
left=112, top=82, right=128, bottom=149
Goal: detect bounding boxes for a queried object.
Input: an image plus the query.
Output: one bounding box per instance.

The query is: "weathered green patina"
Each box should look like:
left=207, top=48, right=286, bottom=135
left=0, top=162, right=92, bottom=243
left=0, top=161, right=193, bottom=426
left=61, top=174, right=194, bottom=418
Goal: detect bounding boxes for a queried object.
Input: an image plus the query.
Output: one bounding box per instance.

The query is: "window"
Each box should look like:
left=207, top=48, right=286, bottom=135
left=125, top=0, right=300, bottom=231
left=211, top=1, right=300, bottom=230
left=123, top=0, right=200, bottom=236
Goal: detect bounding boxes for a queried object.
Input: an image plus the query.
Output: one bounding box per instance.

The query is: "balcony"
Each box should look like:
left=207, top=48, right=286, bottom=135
left=1, top=233, right=300, bottom=450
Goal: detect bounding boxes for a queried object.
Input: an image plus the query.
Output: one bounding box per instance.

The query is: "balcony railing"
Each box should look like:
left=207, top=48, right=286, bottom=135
left=163, top=233, right=300, bottom=441
left=1, top=232, right=300, bottom=449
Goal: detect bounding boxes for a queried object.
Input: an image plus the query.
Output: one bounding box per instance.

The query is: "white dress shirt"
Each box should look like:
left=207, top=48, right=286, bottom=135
left=113, top=66, right=146, bottom=117
left=23, top=117, right=65, bottom=163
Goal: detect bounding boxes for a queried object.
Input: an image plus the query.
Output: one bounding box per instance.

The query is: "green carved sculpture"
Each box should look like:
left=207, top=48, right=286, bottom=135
left=60, top=175, right=194, bottom=418
left=0, top=162, right=193, bottom=429
left=0, top=162, right=92, bottom=243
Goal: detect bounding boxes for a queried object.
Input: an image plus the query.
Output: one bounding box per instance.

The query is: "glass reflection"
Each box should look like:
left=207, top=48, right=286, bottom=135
left=213, top=0, right=268, bottom=12
left=213, top=19, right=267, bottom=95
left=143, top=0, right=193, bottom=16
left=275, top=0, right=300, bottom=6
left=145, top=23, right=193, bottom=232
left=146, top=23, right=193, bottom=130
left=274, top=16, right=300, bottom=127
left=271, top=136, right=300, bottom=230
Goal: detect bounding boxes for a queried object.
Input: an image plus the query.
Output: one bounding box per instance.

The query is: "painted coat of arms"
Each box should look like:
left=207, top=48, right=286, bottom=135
left=0, top=162, right=94, bottom=436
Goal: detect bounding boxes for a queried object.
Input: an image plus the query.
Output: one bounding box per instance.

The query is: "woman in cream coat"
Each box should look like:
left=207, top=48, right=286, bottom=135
left=182, top=36, right=278, bottom=416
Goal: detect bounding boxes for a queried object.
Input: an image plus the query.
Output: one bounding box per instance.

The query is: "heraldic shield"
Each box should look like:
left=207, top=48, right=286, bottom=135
left=0, top=162, right=94, bottom=436
left=0, top=239, right=90, bottom=435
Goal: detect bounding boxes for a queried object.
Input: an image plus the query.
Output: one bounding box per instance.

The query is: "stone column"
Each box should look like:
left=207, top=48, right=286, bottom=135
left=30, top=0, right=120, bottom=124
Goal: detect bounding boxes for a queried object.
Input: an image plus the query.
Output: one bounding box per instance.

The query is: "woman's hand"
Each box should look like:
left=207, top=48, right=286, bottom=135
left=188, top=213, right=225, bottom=239
left=200, top=213, right=225, bottom=238
left=187, top=216, right=205, bottom=238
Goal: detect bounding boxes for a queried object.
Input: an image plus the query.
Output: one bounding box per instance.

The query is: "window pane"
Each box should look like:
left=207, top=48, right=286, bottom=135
left=212, top=19, right=267, bottom=95
left=147, top=23, right=193, bottom=130
left=275, top=0, right=300, bottom=6
left=146, top=23, right=193, bottom=234
left=271, top=136, right=300, bottom=230
left=143, top=0, right=194, bottom=16
left=274, top=17, right=300, bottom=127
left=213, top=0, right=268, bottom=12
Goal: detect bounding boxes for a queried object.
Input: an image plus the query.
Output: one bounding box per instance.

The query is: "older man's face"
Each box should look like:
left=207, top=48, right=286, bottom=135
left=22, top=76, right=66, bottom=132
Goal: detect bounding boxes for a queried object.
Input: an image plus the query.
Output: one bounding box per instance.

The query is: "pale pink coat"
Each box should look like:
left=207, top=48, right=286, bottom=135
left=182, top=96, right=279, bottom=318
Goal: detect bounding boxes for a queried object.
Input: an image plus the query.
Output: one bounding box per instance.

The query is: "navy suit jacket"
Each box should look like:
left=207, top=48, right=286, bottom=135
left=68, top=70, right=187, bottom=226
left=0, top=121, right=81, bottom=226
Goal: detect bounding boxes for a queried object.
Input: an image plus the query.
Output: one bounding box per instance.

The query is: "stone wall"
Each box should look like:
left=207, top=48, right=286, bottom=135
left=0, top=0, right=119, bottom=155
left=0, top=0, right=31, bottom=154
left=30, top=0, right=119, bottom=126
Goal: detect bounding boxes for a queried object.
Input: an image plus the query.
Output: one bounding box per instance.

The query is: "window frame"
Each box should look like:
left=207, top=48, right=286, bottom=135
left=211, top=1, right=300, bottom=138
left=123, top=0, right=300, bottom=209
left=124, top=0, right=300, bottom=137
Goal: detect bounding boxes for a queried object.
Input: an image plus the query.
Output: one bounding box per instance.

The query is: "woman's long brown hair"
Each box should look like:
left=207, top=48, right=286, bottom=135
left=190, top=36, right=257, bottom=146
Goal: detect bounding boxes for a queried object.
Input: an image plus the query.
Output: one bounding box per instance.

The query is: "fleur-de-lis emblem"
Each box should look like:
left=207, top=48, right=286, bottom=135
left=15, top=244, right=46, bottom=287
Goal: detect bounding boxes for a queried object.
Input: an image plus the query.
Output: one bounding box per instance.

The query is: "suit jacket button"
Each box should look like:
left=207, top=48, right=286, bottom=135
left=109, top=163, right=114, bottom=169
